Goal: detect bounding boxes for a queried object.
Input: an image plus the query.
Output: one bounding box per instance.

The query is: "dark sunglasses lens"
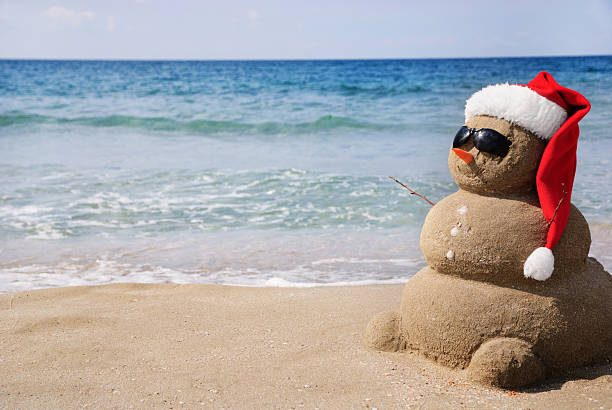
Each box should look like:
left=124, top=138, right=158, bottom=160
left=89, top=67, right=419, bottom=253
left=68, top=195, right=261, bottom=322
left=453, top=126, right=472, bottom=148
left=473, top=129, right=511, bottom=157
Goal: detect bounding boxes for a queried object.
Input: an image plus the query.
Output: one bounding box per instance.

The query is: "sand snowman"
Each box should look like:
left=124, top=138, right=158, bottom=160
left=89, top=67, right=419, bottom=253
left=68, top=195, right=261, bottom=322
left=366, top=72, right=612, bottom=388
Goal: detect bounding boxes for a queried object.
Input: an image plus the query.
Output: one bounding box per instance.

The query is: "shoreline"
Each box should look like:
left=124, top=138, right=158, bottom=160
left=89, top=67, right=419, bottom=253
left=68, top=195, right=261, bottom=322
left=1, top=283, right=610, bottom=408
left=1, top=226, right=610, bottom=294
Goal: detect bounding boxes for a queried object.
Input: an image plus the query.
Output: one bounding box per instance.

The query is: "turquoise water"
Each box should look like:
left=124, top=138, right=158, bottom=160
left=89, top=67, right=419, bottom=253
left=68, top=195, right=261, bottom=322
left=1, top=57, right=611, bottom=292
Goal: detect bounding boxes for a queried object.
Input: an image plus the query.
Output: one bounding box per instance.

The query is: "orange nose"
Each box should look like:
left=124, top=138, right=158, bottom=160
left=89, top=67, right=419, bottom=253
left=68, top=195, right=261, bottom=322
left=452, top=148, right=473, bottom=164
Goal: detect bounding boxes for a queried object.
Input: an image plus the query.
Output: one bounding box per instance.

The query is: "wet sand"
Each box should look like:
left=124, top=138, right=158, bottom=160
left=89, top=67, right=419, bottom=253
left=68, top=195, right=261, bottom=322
left=1, top=283, right=610, bottom=408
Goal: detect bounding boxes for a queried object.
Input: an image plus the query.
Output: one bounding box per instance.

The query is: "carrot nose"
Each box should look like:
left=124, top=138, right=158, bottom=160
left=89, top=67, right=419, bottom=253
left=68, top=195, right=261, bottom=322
left=452, top=148, right=473, bottom=164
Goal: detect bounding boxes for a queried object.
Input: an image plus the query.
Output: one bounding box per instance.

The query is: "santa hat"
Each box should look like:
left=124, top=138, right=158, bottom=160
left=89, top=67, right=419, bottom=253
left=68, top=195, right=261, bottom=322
left=464, top=72, right=591, bottom=281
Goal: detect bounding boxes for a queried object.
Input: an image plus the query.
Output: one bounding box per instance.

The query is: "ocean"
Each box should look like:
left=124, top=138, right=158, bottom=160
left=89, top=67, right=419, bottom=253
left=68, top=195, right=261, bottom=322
left=1, top=57, right=611, bottom=293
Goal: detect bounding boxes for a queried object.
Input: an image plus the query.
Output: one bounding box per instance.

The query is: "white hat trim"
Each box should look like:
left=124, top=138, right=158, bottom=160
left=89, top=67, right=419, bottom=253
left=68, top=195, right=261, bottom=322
left=524, top=247, right=554, bottom=281
left=465, top=84, right=567, bottom=140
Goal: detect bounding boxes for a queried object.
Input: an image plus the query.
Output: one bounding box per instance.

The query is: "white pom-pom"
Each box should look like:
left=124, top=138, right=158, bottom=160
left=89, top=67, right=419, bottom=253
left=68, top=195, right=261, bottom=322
left=524, top=247, right=554, bottom=281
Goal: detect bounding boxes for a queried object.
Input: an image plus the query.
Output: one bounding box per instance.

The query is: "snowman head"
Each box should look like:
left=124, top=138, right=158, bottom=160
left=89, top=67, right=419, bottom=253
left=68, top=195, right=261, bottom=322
left=448, top=114, right=546, bottom=195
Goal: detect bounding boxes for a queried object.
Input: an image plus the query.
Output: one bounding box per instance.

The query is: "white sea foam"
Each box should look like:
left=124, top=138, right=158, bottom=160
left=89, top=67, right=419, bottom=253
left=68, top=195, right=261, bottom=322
left=262, top=277, right=408, bottom=288
left=41, top=171, right=74, bottom=180
left=0, top=204, right=54, bottom=216
left=349, top=189, right=376, bottom=197
left=26, top=226, right=66, bottom=240
left=311, top=257, right=420, bottom=267
left=0, top=230, right=426, bottom=293
left=0, top=260, right=412, bottom=294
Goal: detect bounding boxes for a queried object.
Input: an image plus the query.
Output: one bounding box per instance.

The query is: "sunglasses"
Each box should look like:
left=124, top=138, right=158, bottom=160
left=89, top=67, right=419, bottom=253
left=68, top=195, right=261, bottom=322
left=452, top=126, right=511, bottom=157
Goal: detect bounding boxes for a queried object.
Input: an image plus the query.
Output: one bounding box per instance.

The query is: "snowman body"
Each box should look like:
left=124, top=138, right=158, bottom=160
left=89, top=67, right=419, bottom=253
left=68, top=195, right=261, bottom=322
left=421, top=189, right=590, bottom=284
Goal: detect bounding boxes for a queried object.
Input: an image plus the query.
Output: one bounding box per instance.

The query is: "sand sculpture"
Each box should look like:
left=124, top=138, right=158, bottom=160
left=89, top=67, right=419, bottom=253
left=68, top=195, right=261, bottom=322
left=365, top=72, right=612, bottom=388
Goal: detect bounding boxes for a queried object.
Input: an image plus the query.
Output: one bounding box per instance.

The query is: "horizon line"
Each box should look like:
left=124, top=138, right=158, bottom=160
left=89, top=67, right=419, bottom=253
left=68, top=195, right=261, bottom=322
left=1, top=54, right=611, bottom=62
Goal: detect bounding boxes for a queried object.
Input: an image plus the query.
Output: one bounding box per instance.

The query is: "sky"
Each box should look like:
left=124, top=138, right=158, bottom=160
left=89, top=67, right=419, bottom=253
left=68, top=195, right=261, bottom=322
left=1, top=0, right=611, bottom=60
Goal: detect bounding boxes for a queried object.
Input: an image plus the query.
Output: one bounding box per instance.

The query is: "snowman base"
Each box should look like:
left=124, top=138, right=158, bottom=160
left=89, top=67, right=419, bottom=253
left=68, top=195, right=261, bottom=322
left=365, top=263, right=612, bottom=389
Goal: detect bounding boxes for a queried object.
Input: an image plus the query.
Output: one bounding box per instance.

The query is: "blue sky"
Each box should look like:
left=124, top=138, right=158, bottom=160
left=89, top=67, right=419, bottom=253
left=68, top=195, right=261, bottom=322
left=1, top=0, right=611, bottom=59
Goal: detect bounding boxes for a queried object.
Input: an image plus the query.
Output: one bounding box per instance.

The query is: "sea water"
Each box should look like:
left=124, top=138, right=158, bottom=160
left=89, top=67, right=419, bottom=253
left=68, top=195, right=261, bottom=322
left=1, top=57, right=611, bottom=292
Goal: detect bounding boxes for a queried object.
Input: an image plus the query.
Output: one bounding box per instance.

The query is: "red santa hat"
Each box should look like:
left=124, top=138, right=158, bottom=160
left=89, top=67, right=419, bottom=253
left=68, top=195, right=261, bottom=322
left=464, top=72, right=591, bottom=281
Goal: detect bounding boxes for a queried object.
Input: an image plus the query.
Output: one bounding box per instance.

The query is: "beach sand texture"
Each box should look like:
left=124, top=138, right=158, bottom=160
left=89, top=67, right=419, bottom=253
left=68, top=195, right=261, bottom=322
left=1, top=283, right=610, bottom=409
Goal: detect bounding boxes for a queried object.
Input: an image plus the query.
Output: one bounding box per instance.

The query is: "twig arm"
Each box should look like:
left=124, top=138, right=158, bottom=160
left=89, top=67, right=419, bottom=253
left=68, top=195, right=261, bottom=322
left=547, top=183, right=567, bottom=228
left=389, top=176, right=436, bottom=206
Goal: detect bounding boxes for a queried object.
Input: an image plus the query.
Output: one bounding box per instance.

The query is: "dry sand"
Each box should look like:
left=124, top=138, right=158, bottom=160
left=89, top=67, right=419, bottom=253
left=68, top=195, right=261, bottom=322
left=0, top=283, right=610, bottom=409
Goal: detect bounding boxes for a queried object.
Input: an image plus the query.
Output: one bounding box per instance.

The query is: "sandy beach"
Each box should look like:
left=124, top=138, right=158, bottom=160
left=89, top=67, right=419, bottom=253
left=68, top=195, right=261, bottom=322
left=1, top=283, right=610, bottom=409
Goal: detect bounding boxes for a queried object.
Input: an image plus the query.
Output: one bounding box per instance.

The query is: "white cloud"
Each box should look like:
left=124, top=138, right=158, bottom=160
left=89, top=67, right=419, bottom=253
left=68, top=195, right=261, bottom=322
left=106, top=16, right=116, bottom=32
left=247, top=10, right=259, bottom=21
left=43, top=6, right=95, bottom=27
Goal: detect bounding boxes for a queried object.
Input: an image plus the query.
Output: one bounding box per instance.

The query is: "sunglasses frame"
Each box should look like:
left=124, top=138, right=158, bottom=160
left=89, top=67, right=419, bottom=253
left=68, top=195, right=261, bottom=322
left=452, top=126, right=512, bottom=157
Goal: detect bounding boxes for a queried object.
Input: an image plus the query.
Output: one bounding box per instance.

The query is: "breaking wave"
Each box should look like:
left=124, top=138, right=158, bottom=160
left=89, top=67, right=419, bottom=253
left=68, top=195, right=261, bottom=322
left=0, top=112, right=402, bottom=134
